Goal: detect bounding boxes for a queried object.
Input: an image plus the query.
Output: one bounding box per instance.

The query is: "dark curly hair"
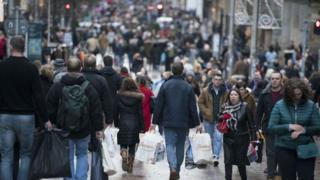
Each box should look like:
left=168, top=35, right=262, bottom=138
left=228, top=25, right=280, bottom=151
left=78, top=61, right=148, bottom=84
left=284, top=78, right=311, bottom=105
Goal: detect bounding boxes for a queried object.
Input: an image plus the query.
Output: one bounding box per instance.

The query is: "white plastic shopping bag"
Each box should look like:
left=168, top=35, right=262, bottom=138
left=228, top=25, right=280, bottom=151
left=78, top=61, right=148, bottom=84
left=189, top=133, right=213, bottom=164
left=104, top=127, right=119, bottom=157
left=101, top=140, right=117, bottom=176
left=135, top=132, right=165, bottom=164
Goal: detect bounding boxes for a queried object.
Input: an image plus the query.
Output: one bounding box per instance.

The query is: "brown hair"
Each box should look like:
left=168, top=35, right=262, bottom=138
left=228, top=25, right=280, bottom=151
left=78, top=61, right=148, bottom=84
left=227, top=88, right=243, bottom=104
left=10, top=36, right=25, bottom=53
left=284, top=78, right=311, bottom=105
left=119, top=77, right=139, bottom=92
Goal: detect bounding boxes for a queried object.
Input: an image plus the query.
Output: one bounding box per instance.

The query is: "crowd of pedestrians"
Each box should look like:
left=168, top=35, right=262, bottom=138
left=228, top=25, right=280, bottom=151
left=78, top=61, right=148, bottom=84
left=0, top=1, right=320, bottom=180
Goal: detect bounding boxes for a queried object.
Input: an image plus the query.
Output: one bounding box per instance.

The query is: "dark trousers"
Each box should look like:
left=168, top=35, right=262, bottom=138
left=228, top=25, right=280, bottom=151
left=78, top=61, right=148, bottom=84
left=120, top=144, right=136, bottom=156
left=276, top=147, right=315, bottom=180
left=265, top=133, right=278, bottom=178
left=225, top=164, right=247, bottom=180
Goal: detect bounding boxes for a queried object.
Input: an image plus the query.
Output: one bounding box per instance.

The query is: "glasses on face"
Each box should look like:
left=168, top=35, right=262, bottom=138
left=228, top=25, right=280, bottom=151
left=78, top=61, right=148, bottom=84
left=214, top=78, right=222, bottom=81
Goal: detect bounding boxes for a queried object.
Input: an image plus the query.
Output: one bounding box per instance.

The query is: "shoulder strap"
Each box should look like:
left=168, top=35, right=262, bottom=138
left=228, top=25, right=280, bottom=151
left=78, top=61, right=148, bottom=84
left=81, top=80, right=90, bottom=91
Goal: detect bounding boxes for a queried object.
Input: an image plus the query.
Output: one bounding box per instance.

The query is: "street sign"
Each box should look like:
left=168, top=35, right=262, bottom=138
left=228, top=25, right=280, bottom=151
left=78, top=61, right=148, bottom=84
left=28, top=23, right=43, bottom=61
left=4, top=17, right=29, bottom=36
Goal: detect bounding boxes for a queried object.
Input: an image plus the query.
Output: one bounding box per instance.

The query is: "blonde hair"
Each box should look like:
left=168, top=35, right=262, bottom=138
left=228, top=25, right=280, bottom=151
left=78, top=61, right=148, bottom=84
left=40, top=64, right=54, bottom=80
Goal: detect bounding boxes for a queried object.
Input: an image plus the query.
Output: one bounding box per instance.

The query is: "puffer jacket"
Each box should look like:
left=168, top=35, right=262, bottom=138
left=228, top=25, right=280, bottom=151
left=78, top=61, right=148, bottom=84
left=268, top=99, right=320, bottom=150
left=114, top=91, right=144, bottom=145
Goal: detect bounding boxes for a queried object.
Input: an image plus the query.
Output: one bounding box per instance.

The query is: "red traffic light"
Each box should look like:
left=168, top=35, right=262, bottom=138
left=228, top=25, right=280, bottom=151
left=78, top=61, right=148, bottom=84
left=157, top=4, right=163, bottom=10
left=65, top=3, right=71, bottom=10
left=316, top=20, right=320, bottom=28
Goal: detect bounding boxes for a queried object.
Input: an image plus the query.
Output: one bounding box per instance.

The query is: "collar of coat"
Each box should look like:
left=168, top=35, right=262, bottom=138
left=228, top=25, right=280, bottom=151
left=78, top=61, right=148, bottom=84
left=261, top=84, right=284, bottom=95
left=118, top=90, right=144, bottom=99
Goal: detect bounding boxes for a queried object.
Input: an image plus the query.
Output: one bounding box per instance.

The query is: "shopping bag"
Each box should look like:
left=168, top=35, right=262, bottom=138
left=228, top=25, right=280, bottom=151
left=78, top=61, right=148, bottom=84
left=247, top=141, right=259, bottom=163
left=104, top=126, right=118, bottom=157
left=91, top=142, right=109, bottom=180
left=189, top=133, right=212, bottom=164
left=29, top=128, right=70, bottom=179
left=135, top=132, right=165, bottom=164
left=256, top=131, right=264, bottom=163
left=101, top=140, right=117, bottom=176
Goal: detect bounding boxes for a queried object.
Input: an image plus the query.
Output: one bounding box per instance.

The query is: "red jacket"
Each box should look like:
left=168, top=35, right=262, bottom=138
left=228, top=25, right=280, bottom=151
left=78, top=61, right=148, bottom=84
left=139, top=85, right=154, bottom=132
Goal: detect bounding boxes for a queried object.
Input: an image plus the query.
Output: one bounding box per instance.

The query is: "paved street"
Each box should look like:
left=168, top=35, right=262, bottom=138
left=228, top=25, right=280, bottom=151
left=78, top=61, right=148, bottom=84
left=109, top=150, right=320, bottom=180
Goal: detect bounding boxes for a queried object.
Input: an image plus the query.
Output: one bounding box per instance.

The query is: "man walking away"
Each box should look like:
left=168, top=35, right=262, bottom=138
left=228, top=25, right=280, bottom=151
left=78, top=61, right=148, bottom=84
left=152, top=62, right=200, bottom=180
left=82, top=54, right=113, bottom=179
left=0, top=36, right=52, bottom=180
left=47, top=56, right=103, bottom=180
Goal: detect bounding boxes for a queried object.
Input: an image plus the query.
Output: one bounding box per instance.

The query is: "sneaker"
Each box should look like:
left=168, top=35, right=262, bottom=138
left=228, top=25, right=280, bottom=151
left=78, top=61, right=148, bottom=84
left=213, top=156, right=219, bottom=167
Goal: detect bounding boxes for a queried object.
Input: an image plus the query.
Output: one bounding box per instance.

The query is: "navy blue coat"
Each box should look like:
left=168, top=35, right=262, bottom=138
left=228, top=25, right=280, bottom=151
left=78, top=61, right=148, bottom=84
left=152, top=75, right=200, bottom=129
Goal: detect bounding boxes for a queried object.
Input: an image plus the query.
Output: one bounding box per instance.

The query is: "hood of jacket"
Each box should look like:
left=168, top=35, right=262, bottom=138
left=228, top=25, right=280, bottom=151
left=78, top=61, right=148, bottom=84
left=100, top=66, right=117, bottom=76
left=118, top=91, right=144, bottom=107
left=61, top=73, right=86, bottom=86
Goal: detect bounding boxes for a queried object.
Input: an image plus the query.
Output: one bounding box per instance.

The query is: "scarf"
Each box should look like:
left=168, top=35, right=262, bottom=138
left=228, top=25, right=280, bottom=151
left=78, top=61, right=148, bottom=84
left=223, top=102, right=242, bottom=114
left=222, top=102, right=242, bottom=131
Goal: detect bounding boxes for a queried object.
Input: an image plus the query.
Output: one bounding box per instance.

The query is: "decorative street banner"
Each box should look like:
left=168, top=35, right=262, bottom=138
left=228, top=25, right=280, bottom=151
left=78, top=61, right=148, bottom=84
left=28, top=23, right=43, bottom=61
left=235, top=0, right=283, bottom=29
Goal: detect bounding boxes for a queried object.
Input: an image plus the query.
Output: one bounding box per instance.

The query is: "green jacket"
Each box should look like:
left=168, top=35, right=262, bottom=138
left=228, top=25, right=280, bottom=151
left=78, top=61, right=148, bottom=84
left=268, top=99, right=320, bottom=150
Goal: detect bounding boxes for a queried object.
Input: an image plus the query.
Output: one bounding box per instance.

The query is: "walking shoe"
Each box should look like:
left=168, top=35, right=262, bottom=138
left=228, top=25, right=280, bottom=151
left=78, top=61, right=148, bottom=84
left=120, top=149, right=128, bottom=171
left=127, top=155, right=134, bottom=173
left=169, top=169, right=179, bottom=180
left=213, top=156, right=219, bottom=167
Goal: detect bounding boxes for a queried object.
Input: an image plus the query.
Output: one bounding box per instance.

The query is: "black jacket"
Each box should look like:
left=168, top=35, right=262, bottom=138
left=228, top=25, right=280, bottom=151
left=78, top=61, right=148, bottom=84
left=255, top=85, right=284, bottom=133
left=99, top=66, right=122, bottom=100
left=223, top=103, right=256, bottom=166
left=82, top=67, right=113, bottom=124
left=40, top=75, right=53, bottom=97
left=114, top=91, right=144, bottom=145
left=0, top=56, right=48, bottom=124
left=46, top=73, right=103, bottom=139
left=153, top=75, right=200, bottom=129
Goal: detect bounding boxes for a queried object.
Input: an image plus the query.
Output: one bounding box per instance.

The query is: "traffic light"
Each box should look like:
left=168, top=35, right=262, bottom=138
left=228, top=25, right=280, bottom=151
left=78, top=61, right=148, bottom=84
left=65, top=2, right=71, bottom=11
left=157, top=3, right=163, bottom=16
left=314, top=19, right=320, bottom=35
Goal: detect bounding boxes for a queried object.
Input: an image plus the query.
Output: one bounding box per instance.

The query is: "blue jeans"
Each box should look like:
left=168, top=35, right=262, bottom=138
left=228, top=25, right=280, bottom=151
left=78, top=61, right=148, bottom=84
left=185, top=137, right=193, bottom=162
left=0, top=114, right=35, bottom=180
left=164, top=128, right=188, bottom=173
left=203, top=120, right=223, bottom=159
left=65, top=135, right=90, bottom=180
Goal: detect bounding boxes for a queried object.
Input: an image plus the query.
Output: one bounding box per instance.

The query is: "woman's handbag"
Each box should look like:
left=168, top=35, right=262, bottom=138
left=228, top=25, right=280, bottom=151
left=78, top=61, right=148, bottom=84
left=297, top=143, right=320, bottom=159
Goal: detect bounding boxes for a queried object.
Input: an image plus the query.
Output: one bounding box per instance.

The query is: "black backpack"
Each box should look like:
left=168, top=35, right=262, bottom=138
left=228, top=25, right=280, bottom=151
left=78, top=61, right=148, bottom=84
left=57, top=81, right=90, bottom=132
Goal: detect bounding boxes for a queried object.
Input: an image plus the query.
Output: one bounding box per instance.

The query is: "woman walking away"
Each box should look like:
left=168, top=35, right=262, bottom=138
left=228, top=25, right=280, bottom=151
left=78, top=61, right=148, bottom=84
left=220, top=89, right=256, bottom=180
left=114, top=77, right=145, bottom=173
left=136, top=76, right=154, bottom=132
left=268, top=78, right=320, bottom=180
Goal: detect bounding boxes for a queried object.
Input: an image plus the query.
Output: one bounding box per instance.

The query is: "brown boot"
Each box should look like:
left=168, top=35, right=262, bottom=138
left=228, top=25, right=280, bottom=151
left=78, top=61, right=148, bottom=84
left=127, top=155, right=134, bottom=173
left=169, top=169, right=179, bottom=180
left=120, top=149, right=128, bottom=171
